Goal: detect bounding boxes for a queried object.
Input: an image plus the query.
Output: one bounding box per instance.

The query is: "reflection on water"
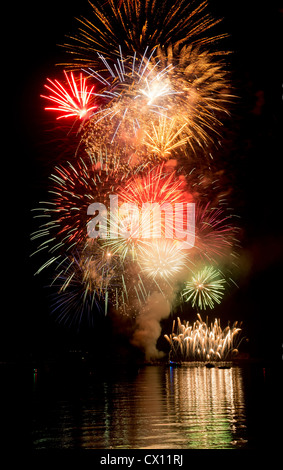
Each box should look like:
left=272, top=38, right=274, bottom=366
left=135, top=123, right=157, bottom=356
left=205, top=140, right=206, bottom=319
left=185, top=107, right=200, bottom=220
left=164, top=366, right=247, bottom=449
left=31, top=365, right=249, bottom=449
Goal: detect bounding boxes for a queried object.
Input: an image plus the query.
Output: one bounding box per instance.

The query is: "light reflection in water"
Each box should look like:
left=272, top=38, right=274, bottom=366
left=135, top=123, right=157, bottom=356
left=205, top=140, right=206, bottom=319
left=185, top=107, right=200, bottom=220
left=164, top=366, right=247, bottom=448
left=32, top=366, right=248, bottom=449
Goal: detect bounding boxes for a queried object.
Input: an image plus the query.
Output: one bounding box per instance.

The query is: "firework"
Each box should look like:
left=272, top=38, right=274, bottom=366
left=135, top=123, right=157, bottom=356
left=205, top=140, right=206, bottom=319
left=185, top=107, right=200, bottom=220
left=100, top=203, right=141, bottom=262
left=164, top=314, right=242, bottom=362
left=182, top=266, right=226, bottom=310
left=62, top=0, right=225, bottom=68
left=50, top=244, right=119, bottom=326
left=30, top=151, right=132, bottom=275
left=41, top=71, right=97, bottom=120
left=81, top=48, right=183, bottom=152
left=117, top=162, right=190, bottom=207
left=142, top=116, right=189, bottom=159
left=136, top=238, right=189, bottom=284
left=45, top=237, right=153, bottom=324
left=61, top=0, right=233, bottom=155
left=82, top=44, right=232, bottom=158
left=31, top=0, right=239, bottom=335
left=192, top=202, right=239, bottom=263
left=101, top=162, right=192, bottom=260
left=150, top=44, right=233, bottom=157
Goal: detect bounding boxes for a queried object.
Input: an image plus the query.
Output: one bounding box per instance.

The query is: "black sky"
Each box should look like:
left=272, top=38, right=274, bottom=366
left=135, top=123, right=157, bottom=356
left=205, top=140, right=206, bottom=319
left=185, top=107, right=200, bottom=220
left=4, top=1, right=283, bottom=364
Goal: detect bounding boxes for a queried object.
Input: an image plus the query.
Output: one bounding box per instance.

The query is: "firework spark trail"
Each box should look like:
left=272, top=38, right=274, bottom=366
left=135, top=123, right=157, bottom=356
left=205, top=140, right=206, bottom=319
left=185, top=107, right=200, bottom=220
left=136, top=239, right=189, bottom=284
left=100, top=162, right=192, bottom=260
left=192, top=202, right=239, bottom=263
left=31, top=155, right=239, bottom=324
left=48, top=239, right=158, bottom=325
left=62, top=0, right=226, bottom=68
left=164, top=315, right=242, bottom=362
left=30, top=151, right=133, bottom=274
left=80, top=44, right=232, bottom=157
left=41, top=71, right=97, bottom=120
left=49, top=237, right=130, bottom=324
left=182, top=266, right=226, bottom=310
left=61, top=0, right=233, bottom=155
left=81, top=49, right=184, bottom=151
left=142, top=116, right=189, bottom=159
left=49, top=247, right=112, bottom=326
left=116, top=162, right=190, bottom=207
left=154, top=44, right=234, bottom=155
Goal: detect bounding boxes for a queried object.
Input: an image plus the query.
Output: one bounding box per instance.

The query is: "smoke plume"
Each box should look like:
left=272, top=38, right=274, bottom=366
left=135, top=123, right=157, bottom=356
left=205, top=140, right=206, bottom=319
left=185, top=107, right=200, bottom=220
left=131, top=291, right=172, bottom=361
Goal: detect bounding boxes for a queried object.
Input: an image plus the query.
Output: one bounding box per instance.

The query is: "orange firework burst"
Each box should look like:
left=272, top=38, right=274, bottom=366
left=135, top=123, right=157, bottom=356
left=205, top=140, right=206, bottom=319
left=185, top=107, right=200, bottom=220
left=41, top=71, right=97, bottom=120
left=62, top=0, right=225, bottom=69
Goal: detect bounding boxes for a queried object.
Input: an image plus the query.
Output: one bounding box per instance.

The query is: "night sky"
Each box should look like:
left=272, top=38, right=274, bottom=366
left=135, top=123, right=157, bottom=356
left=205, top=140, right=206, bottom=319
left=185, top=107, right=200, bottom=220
left=4, top=1, right=283, bottom=365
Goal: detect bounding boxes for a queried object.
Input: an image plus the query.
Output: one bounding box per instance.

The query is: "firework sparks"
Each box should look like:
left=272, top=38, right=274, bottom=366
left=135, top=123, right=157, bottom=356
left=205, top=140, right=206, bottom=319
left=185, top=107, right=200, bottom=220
left=116, top=162, right=189, bottom=208
left=31, top=0, right=240, bottom=336
left=136, top=238, right=188, bottom=283
left=155, top=44, right=233, bottom=154
left=30, top=151, right=132, bottom=274
left=164, top=315, right=242, bottom=362
left=41, top=71, right=97, bottom=120
left=192, top=202, right=239, bottom=263
left=62, top=0, right=233, bottom=155
left=143, top=116, right=189, bottom=159
left=41, top=237, right=152, bottom=324
left=182, top=266, right=226, bottom=310
left=100, top=162, right=192, bottom=260
left=80, top=44, right=232, bottom=157
left=81, top=49, right=182, bottom=150
left=62, top=0, right=225, bottom=68
left=50, top=244, right=118, bottom=326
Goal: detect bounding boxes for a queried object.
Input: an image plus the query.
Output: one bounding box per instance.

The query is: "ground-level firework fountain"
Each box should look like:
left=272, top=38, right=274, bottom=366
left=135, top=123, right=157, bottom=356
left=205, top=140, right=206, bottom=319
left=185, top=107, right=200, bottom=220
left=164, top=314, right=243, bottom=364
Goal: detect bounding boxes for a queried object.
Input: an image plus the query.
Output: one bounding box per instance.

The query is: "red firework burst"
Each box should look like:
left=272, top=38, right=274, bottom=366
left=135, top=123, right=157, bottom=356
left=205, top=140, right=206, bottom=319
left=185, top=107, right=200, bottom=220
left=117, top=163, right=191, bottom=206
left=115, top=163, right=193, bottom=241
left=41, top=71, right=97, bottom=120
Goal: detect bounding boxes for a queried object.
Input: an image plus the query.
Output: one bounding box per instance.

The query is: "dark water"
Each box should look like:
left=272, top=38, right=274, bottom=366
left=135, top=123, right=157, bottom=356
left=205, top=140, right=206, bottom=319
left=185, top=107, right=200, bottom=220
left=1, top=362, right=281, bottom=450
